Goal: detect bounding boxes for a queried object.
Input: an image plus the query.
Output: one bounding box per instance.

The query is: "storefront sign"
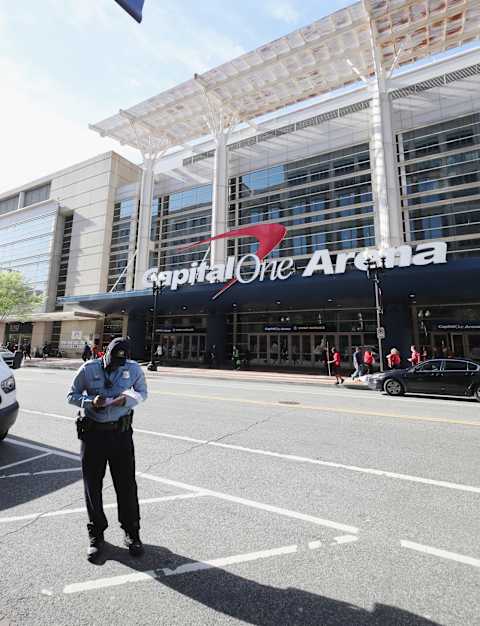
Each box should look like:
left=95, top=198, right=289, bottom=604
left=71, top=330, right=82, bottom=340
left=263, top=324, right=328, bottom=332
left=143, top=222, right=448, bottom=301
left=434, top=321, right=480, bottom=332
left=156, top=327, right=200, bottom=334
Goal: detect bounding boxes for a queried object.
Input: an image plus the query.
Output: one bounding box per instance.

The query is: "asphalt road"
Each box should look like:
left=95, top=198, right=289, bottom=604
left=1, top=368, right=479, bottom=626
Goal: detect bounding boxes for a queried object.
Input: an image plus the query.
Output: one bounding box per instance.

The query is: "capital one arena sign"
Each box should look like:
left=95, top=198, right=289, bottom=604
left=143, top=224, right=447, bottom=300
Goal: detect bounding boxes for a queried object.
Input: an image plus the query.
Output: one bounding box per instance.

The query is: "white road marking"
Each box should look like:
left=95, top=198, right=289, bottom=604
left=138, top=472, right=358, bottom=534
left=0, top=452, right=51, bottom=471
left=0, top=492, right=205, bottom=525
left=64, top=536, right=356, bottom=595
left=5, top=437, right=79, bottom=461
left=401, top=540, right=480, bottom=568
left=333, top=535, right=359, bottom=545
left=0, top=467, right=82, bottom=479
left=16, top=410, right=480, bottom=496
left=133, top=428, right=480, bottom=495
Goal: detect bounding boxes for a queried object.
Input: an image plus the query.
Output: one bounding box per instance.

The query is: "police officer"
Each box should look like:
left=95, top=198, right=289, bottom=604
left=67, top=338, right=148, bottom=561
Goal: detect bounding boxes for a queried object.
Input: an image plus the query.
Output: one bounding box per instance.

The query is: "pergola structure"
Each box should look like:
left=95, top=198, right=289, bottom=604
left=90, top=0, right=480, bottom=287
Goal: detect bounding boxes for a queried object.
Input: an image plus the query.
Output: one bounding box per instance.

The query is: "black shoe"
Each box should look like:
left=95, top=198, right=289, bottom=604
left=87, top=526, right=105, bottom=561
left=124, top=530, right=144, bottom=557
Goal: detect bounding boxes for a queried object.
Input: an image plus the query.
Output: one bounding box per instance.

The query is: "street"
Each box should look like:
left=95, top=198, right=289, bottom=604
left=1, top=368, right=479, bottom=626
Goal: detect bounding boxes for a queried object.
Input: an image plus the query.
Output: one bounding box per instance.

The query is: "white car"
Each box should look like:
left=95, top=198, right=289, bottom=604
left=0, top=347, right=15, bottom=368
left=0, top=356, right=19, bottom=440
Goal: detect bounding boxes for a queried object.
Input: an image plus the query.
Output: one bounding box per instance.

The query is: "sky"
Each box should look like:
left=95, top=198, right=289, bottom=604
left=0, top=0, right=355, bottom=194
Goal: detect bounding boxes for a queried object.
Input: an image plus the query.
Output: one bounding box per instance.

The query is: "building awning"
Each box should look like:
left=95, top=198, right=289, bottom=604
left=4, top=310, right=103, bottom=324
left=90, top=0, right=480, bottom=152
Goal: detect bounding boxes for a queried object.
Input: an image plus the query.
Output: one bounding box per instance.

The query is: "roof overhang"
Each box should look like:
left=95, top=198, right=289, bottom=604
left=91, top=0, right=480, bottom=152
left=3, top=311, right=103, bottom=324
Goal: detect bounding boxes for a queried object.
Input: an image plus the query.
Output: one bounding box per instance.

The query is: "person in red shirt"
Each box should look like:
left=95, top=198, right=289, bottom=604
left=387, top=348, right=401, bottom=369
left=363, top=349, right=375, bottom=374
left=328, top=347, right=344, bottom=385
left=408, top=345, right=421, bottom=366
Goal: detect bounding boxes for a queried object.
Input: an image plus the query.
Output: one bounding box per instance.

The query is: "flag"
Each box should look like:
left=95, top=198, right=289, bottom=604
left=114, top=0, right=145, bottom=23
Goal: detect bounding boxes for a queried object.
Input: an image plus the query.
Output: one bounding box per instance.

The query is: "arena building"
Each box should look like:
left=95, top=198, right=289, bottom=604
left=2, top=0, right=480, bottom=368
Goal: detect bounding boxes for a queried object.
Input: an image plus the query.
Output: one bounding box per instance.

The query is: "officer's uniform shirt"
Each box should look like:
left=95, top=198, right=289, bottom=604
left=67, top=358, right=148, bottom=423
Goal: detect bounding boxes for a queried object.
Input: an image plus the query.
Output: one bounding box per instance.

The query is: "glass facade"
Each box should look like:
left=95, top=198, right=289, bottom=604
left=153, top=185, right=212, bottom=271
left=24, top=183, right=50, bottom=207
left=0, top=195, right=19, bottom=216
left=399, top=113, right=480, bottom=256
left=0, top=210, right=57, bottom=301
left=107, top=198, right=136, bottom=292
left=228, top=144, right=374, bottom=267
left=55, top=214, right=73, bottom=305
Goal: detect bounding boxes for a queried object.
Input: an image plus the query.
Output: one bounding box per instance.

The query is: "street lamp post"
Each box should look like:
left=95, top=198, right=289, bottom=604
left=147, top=275, right=161, bottom=372
left=365, top=254, right=386, bottom=373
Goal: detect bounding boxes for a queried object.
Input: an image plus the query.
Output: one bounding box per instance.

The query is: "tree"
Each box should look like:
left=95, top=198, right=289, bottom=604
left=0, top=271, right=43, bottom=322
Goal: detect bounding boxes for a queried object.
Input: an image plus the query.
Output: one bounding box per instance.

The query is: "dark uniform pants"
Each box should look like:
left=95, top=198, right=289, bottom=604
left=81, top=428, right=140, bottom=533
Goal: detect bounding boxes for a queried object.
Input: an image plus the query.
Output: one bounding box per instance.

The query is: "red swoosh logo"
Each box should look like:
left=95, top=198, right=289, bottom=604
left=178, top=223, right=287, bottom=299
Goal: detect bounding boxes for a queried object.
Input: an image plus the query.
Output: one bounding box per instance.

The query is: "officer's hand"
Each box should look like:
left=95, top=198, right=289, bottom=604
left=92, top=395, right=106, bottom=409
left=110, top=395, right=126, bottom=407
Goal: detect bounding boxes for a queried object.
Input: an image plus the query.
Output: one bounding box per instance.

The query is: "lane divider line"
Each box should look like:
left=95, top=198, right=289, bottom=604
left=0, top=452, right=51, bottom=472
left=0, top=493, right=205, bottom=525
left=401, top=540, right=480, bottom=569
left=137, top=472, right=359, bottom=534
left=149, top=390, right=480, bottom=427
left=63, top=538, right=354, bottom=595
left=17, top=410, right=480, bottom=496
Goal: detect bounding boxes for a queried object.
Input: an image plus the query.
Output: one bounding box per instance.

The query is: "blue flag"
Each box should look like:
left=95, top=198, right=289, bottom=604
left=114, top=0, right=145, bottom=23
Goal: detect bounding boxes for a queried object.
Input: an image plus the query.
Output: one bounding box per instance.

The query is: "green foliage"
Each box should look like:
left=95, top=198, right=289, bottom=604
left=0, top=271, right=43, bottom=322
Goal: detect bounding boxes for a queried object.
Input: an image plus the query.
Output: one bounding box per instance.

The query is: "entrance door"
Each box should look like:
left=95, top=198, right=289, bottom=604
left=442, top=359, right=477, bottom=396
left=404, top=359, right=444, bottom=394
left=451, top=334, right=464, bottom=358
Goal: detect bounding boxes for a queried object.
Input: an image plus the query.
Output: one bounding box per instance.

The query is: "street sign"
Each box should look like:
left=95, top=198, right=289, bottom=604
left=377, top=326, right=386, bottom=339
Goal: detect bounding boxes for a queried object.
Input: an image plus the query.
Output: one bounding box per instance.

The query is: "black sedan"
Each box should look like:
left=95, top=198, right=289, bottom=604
left=367, top=358, right=480, bottom=400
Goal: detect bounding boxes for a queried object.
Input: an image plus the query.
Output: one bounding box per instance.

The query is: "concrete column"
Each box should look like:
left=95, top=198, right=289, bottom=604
left=368, top=72, right=403, bottom=249
left=211, top=133, right=228, bottom=266
left=127, top=312, right=146, bottom=361
left=206, top=311, right=227, bottom=366
left=383, top=303, right=413, bottom=368
left=0, top=323, right=5, bottom=345
left=134, top=157, right=156, bottom=289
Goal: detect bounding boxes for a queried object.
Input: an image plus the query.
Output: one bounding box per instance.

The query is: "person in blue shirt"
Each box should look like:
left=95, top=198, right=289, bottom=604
left=67, top=337, right=148, bottom=561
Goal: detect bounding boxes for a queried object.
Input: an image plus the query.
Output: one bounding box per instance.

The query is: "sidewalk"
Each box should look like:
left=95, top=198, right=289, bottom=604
left=22, top=357, right=344, bottom=387
left=22, top=357, right=372, bottom=389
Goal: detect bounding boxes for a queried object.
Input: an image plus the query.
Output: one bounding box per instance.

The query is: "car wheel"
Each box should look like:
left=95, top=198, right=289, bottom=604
left=0, top=430, right=8, bottom=441
left=474, top=385, right=480, bottom=403
left=384, top=378, right=405, bottom=396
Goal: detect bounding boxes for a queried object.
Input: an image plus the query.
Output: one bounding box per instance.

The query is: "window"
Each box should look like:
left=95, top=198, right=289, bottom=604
left=443, top=360, right=470, bottom=371
left=415, top=360, right=442, bottom=372
left=0, top=195, right=19, bottom=215
left=24, top=183, right=50, bottom=206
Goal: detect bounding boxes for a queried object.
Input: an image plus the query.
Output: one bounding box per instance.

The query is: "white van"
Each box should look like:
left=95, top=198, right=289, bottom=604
left=0, top=356, right=19, bottom=440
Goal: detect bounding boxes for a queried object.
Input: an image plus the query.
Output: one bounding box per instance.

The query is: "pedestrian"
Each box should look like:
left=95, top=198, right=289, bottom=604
left=67, top=338, right=148, bottom=561
left=363, top=348, right=375, bottom=374
left=170, top=343, right=177, bottom=361
left=232, top=345, right=241, bottom=370
left=42, top=343, right=49, bottom=360
left=82, top=342, right=92, bottom=362
left=408, top=345, right=421, bottom=366
left=351, top=346, right=363, bottom=379
left=25, top=343, right=32, bottom=359
left=209, top=345, right=217, bottom=368
left=421, top=345, right=429, bottom=361
left=155, top=344, right=164, bottom=362
left=386, top=348, right=401, bottom=369
left=270, top=341, right=279, bottom=363
left=243, top=348, right=251, bottom=369
left=328, top=347, right=344, bottom=385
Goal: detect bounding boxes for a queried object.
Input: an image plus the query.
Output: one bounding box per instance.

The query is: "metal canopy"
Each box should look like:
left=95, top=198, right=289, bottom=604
left=91, top=0, right=480, bottom=151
